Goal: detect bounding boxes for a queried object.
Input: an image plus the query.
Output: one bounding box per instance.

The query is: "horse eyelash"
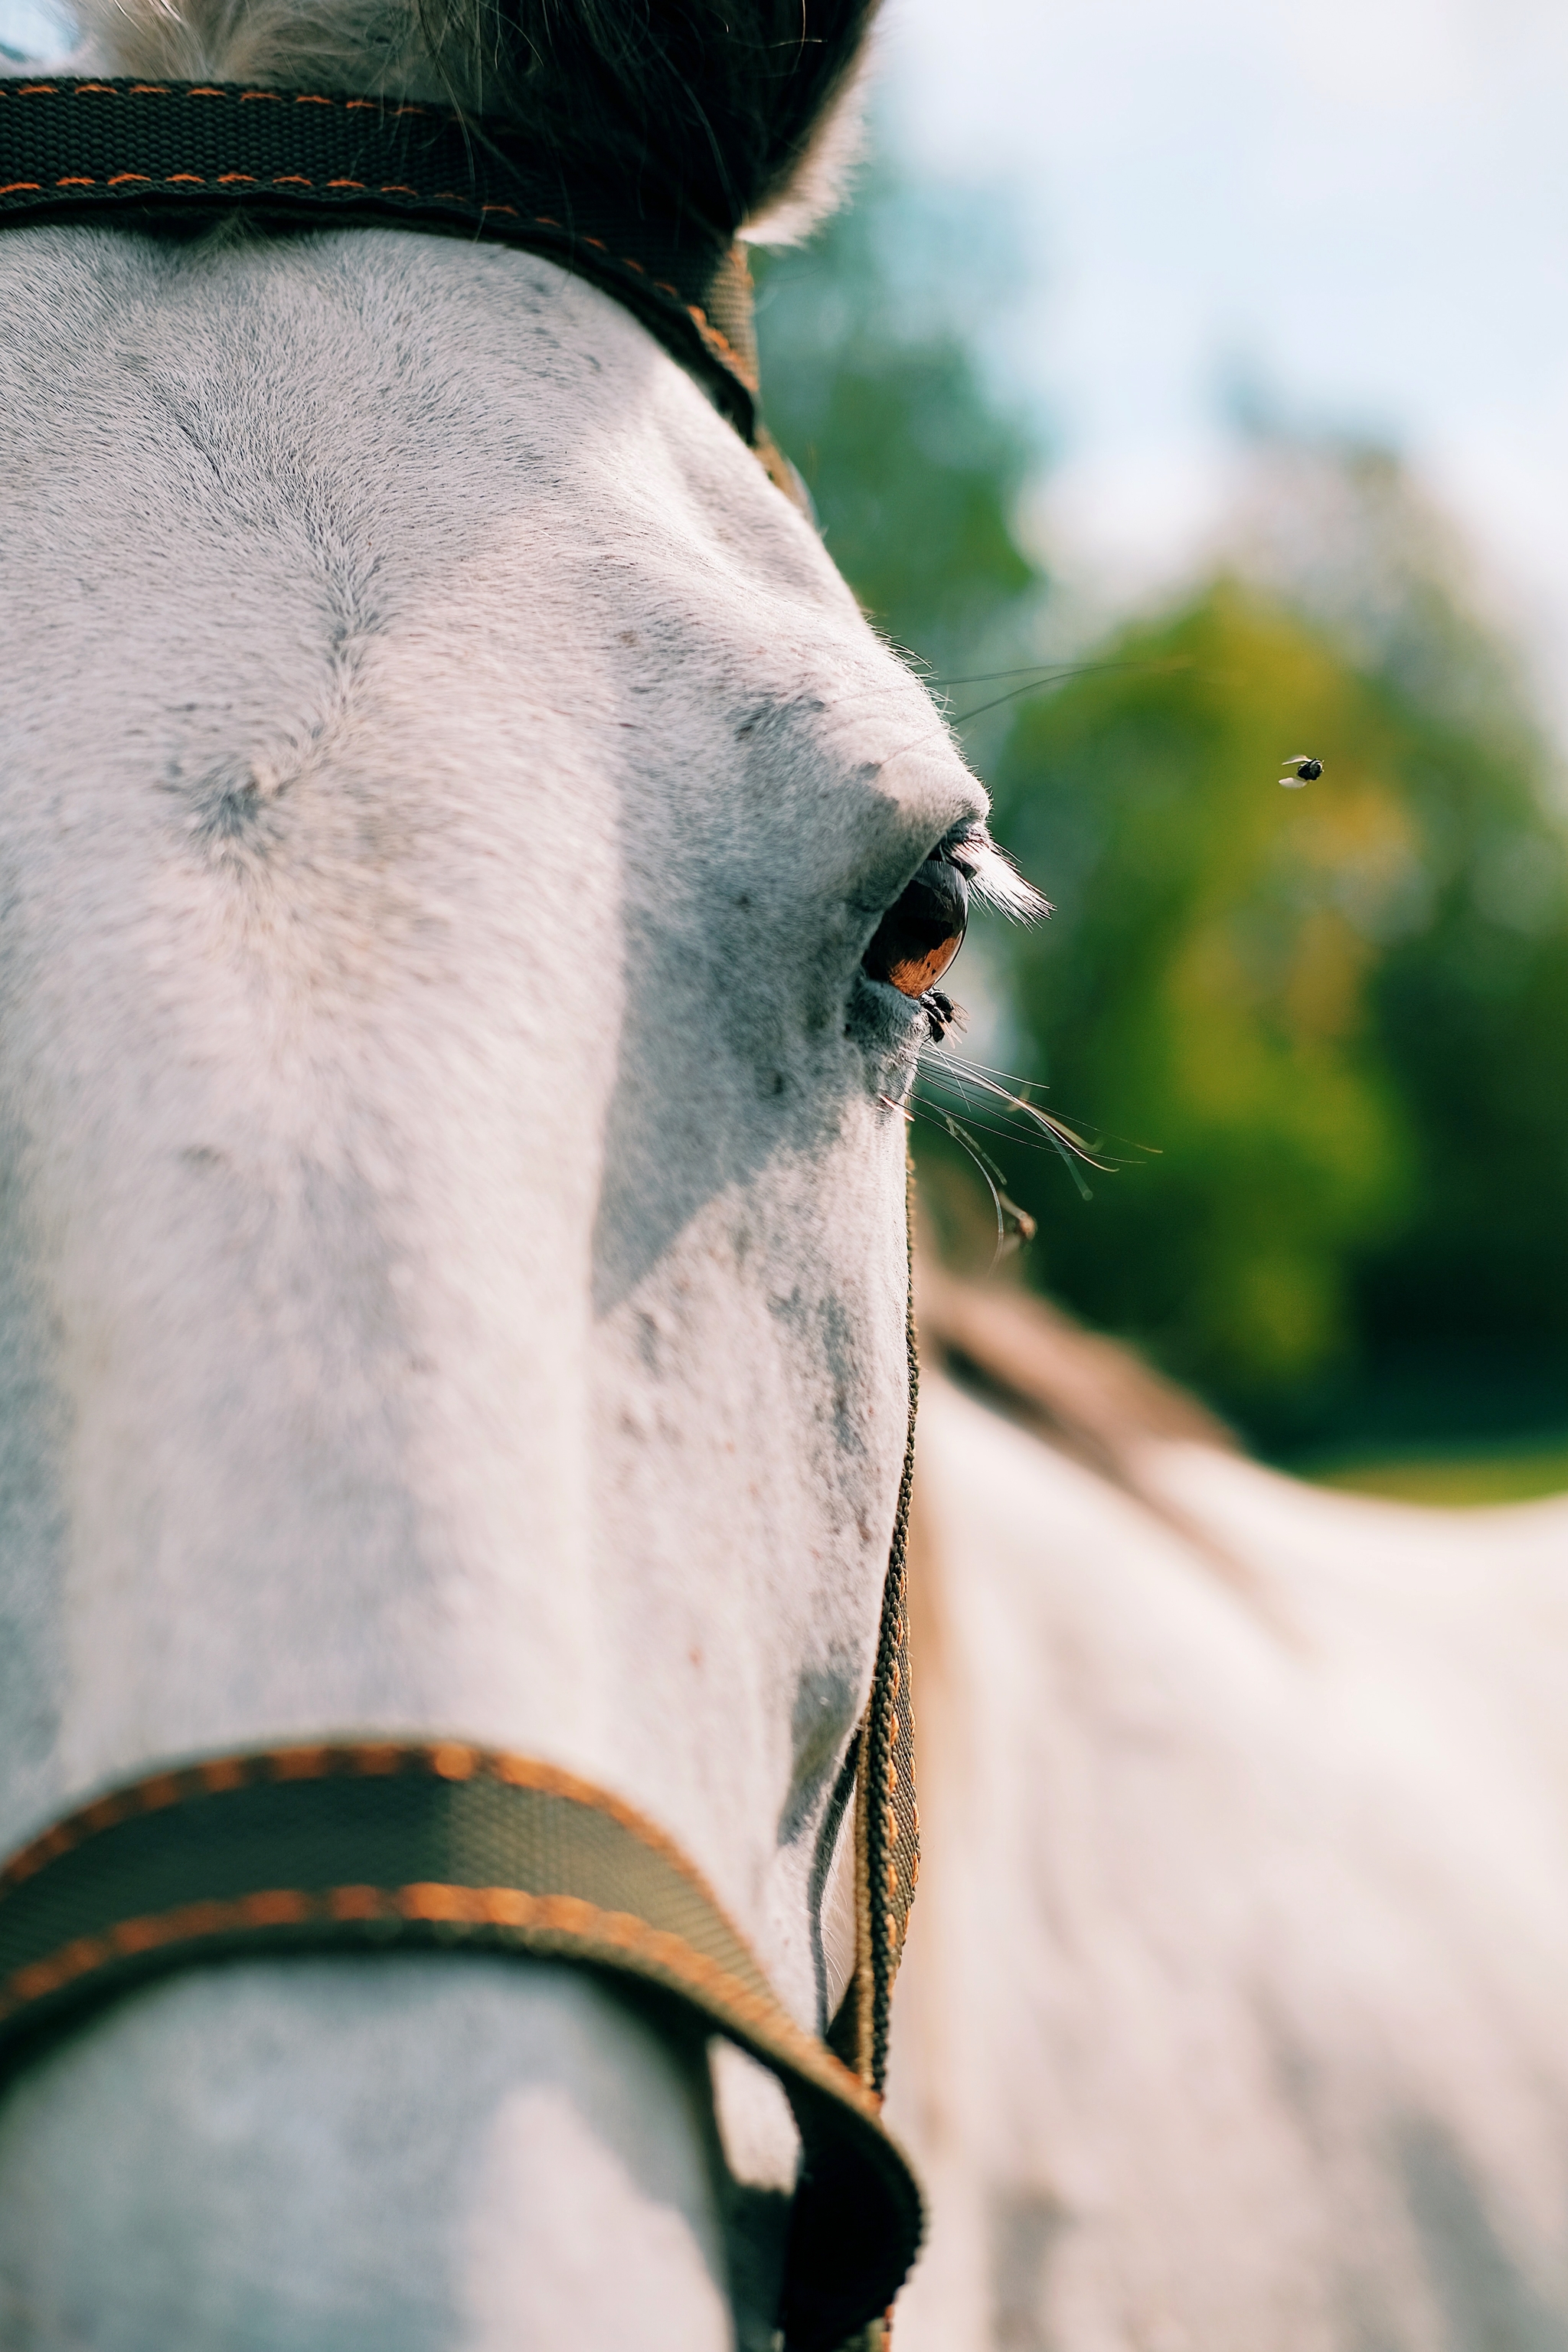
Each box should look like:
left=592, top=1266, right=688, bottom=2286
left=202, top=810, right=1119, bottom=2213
left=943, top=825, right=1053, bottom=925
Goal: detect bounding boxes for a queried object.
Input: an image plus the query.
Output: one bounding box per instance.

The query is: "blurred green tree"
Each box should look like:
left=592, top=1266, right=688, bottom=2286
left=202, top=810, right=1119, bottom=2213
left=985, top=451, right=1568, bottom=1442
left=1225, top=440, right=1568, bottom=1436
left=753, top=166, right=1044, bottom=675
left=987, top=589, right=1419, bottom=1422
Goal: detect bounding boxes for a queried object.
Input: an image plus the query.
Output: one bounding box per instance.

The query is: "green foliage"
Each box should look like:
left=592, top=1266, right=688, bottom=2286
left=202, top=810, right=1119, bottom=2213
left=754, top=172, right=1043, bottom=671
left=987, top=577, right=1568, bottom=1436
left=1313, top=1442, right=1568, bottom=1507
left=987, top=591, right=1419, bottom=1410
left=1360, top=719, right=1568, bottom=1354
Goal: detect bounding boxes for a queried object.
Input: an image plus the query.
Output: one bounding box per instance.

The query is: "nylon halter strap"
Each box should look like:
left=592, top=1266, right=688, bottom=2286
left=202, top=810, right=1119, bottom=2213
left=0, top=76, right=802, bottom=495
left=0, top=1738, right=916, bottom=2350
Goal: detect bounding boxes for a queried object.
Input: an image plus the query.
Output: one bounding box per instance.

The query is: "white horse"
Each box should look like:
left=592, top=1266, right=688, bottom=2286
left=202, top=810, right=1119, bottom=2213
left=0, top=2, right=1042, bottom=2341
left=15, top=3, right=1561, bottom=2341
left=893, top=1269, right=1568, bottom=2350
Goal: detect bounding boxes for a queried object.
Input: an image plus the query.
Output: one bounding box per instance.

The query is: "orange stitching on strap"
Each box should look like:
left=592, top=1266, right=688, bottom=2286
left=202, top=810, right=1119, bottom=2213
left=0, top=1742, right=873, bottom=2082
left=128, top=83, right=170, bottom=93
left=72, top=83, right=116, bottom=93
left=686, top=302, right=757, bottom=390
left=0, top=1743, right=735, bottom=1916
left=0, top=145, right=742, bottom=412
left=0, top=1876, right=878, bottom=2113
left=295, top=93, right=332, bottom=104
left=188, top=87, right=226, bottom=96
left=345, top=99, right=379, bottom=109
left=240, top=1890, right=310, bottom=1926
left=9, top=1936, right=109, bottom=2000
left=239, top=90, right=283, bottom=100
left=328, top=1885, right=387, bottom=1919
left=111, top=1906, right=193, bottom=1955
left=16, top=86, right=57, bottom=96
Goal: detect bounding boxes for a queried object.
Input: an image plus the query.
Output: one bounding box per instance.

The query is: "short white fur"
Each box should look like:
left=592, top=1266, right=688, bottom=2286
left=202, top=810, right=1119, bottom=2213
left=0, top=13, right=991, bottom=2333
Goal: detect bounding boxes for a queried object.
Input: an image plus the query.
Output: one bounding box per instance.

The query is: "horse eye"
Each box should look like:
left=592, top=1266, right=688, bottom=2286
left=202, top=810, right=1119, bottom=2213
left=862, top=854, right=969, bottom=998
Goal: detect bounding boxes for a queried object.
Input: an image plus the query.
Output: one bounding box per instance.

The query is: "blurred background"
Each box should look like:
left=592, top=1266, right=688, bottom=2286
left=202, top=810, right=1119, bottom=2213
left=8, top=0, right=1568, bottom=1495
left=753, top=0, right=1568, bottom=1500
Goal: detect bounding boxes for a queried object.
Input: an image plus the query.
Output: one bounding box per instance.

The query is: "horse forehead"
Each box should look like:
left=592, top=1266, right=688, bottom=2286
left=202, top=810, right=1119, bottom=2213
left=504, top=300, right=988, bottom=841
left=2, top=225, right=980, bottom=861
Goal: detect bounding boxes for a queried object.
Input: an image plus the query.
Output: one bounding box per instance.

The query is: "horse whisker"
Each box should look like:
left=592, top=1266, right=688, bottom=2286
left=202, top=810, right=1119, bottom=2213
left=906, top=1102, right=1038, bottom=1261
left=925, top=1050, right=1161, bottom=1159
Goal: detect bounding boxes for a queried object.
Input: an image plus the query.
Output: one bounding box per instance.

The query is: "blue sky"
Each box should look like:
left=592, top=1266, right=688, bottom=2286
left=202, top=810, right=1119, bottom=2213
left=882, top=0, right=1568, bottom=733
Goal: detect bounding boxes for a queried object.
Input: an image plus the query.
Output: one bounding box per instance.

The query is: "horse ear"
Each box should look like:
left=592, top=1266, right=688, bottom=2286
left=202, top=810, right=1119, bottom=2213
left=739, top=20, right=878, bottom=246
left=479, top=0, right=883, bottom=238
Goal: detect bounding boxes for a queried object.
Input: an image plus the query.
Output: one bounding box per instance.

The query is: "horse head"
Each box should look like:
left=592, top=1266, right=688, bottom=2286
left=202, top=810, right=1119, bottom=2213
left=0, top=1, right=1037, bottom=2342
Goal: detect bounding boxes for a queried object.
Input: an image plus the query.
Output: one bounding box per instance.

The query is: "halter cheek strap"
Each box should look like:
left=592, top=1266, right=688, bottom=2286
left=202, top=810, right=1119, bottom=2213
left=831, top=1175, right=921, bottom=2101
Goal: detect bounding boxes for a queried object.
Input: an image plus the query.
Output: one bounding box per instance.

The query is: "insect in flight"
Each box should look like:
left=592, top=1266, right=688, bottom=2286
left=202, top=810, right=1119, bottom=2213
left=1279, top=755, right=1324, bottom=789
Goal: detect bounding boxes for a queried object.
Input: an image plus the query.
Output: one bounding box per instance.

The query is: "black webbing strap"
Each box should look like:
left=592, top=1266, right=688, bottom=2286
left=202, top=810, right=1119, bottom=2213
left=0, top=76, right=762, bottom=441
left=0, top=1739, right=920, bottom=2351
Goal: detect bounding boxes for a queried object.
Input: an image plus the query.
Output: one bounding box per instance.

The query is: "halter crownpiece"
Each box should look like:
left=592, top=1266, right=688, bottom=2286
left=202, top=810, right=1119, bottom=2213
left=0, top=76, right=764, bottom=443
